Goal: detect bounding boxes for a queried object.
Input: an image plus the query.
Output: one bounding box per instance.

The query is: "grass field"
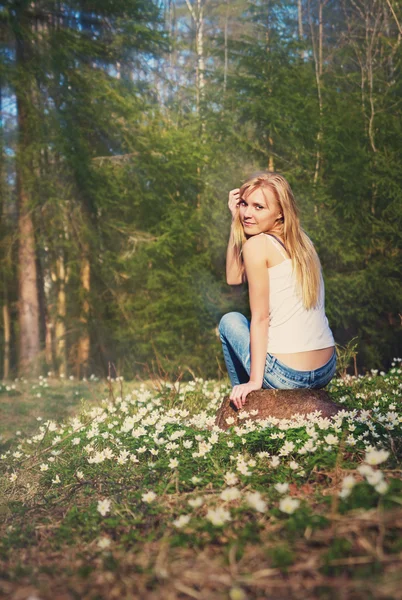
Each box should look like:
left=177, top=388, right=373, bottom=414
left=1, top=365, right=402, bottom=600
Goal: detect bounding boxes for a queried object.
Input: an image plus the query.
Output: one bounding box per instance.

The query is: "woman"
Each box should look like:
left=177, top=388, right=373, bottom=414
left=219, top=172, right=336, bottom=410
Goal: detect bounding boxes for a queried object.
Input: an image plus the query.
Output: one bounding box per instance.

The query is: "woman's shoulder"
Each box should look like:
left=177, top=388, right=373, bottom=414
left=242, top=234, right=272, bottom=268
left=243, top=233, right=269, bottom=256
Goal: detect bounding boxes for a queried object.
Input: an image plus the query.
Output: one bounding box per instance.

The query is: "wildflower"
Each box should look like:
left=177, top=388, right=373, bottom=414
left=237, top=462, right=251, bottom=476
left=324, top=434, right=338, bottom=445
left=76, top=471, right=84, bottom=480
left=142, top=491, right=157, bottom=503
left=274, top=482, right=289, bottom=495
left=227, top=441, right=234, bottom=448
left=188, top=496, right=204, bottom=508
left=366, top=470, right=384, bottom=486
left=97, top=537, right=112, bottom=550
left=357, top=464, right=374, bottom=477
left=52, top=475, right=61, bottom=484
left=364, top=449, right=389, bottom=466
left=375, top=480, right=388, bottom=495
left=245, top=491, right=267, bottom=513
left=172, top=515, right=191, bottom=529
left=341, top=475, right=356, bottom=490
left=97, top=499, right=111, bottom=517
left=224, top=472, right=239, bottom=486
left=279, top=496, right=300, bottom=514
left=279, top=440, right=295, bottom=456
left=206, top=507, right=231, bottom=526
left=220, top=487, right=241, bottom=502
left=40, top=463, right=49, bottom=472
left=191, top=476, right=201, bottom=484
left=289, top=461, right=299, bottom=470
left=183, top=440, right=193, bottom=449
left=270, top=457, right=280, bottom=468
left=226, top=417, right=235, bottom=425
left=9, top=473, right=17, bottom=482
left=72, top=438, right=81, bottom=445
left=169, top=458, right=179, bottom=469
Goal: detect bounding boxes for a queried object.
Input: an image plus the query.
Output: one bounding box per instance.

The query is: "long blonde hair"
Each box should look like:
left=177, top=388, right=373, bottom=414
left=232, top=171, right=322, bottom=310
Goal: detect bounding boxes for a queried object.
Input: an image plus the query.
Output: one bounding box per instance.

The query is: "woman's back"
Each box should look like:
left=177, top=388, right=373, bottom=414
left=262, top=233, right=335, bottom=367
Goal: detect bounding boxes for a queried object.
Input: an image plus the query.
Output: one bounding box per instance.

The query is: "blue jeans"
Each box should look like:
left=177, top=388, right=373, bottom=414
left=218, top=312, right=336, bottom=390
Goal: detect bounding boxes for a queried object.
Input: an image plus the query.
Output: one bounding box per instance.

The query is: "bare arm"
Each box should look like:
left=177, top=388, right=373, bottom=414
left=229, top=235, right=270, bottom=407
left=226, top=188, right=244, bottom=285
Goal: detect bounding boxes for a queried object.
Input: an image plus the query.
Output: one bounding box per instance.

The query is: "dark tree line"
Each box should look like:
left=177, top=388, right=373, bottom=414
left=1, top=0, right=401, bottom=379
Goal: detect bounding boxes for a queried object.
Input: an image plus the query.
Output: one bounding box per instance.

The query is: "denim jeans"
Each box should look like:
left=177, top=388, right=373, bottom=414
left=218, top=312, right=336, bottom=390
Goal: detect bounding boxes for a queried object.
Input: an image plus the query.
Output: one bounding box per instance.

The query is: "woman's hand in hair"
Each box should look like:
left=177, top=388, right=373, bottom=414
left=228, top=188, right=241, bottom=219
left=229, top=380, right=261, bottom=410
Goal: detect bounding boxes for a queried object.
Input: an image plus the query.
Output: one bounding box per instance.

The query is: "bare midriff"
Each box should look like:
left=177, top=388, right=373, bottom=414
left=272, top=346, right=335, bottom=371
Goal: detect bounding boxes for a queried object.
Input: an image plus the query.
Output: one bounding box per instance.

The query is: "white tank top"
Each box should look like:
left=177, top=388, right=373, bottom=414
left=264, top=234, right=335, bottom=353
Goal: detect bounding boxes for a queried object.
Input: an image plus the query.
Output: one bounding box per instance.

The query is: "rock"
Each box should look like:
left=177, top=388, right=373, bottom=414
left=215, top=388, right=341, bottom=430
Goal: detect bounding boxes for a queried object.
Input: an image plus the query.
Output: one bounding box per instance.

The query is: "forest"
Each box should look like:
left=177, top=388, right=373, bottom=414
left=1, top=0, right=401, bottom=380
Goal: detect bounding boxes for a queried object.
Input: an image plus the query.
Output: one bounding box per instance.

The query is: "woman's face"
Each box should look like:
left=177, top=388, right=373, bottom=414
left=239, top=187, right=282, bottom=236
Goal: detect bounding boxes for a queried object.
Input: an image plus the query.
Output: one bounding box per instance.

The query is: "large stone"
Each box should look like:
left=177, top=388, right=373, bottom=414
left=215, top=388, right=341, bottom=430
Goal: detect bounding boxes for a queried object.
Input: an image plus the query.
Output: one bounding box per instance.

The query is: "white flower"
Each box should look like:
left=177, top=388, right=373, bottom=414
left=270, top=457, right=280, bottom=468
left=9, top=473, right=17, bottom=482
left=72, top=437, right=81, bottom=445
left=279, top=496, right=300, bottom=514
left=324, top=434, right=339, bottom=445
left=183, top=440, right=193, bottom=449
left=364, top=449, right=389, bottom=466
left=97, top=536, right=111, bottom=549
left=289, top=461, right=299, bottom=470
left=97, top=499, right=111, bottom=516
left=173, top=515, right=191, bottom=529
left=227, top=441, right=234, bottom=448
left=274, top=482, right=289, bottom=495
left=226, top=417, right=235, bottom=425
left=245, top=491, right=267, bottom=513
left=279, top=440, right=295, bottom=456
left=357, top=464, right=374, bottom=477
left=191, top=476, right=201, bottom=484
left=169, top=458, right=179, bottom=469
left=366, top=471, right=384, bottom=486
left=224, top=472, right=239, bottom=486
left=142, top=491, right=157, bottom=503
left=236, top=462, right=251, bottom=476
left=339, top=487, right=352, bottom=499
left=341, top=475, right=356, bottom=490
left=40, top=463, right=49, bottom=472
left=206, top=507, right=231, bottom=526
left=76, top=471, right=84, bottom=480
left=188, top=496, right=204, bottom=508
left=375, top=480, right=388, bottom=495
left=220, top=487, right=241, bottom=502
left=52, top=475, right=61, bottom=484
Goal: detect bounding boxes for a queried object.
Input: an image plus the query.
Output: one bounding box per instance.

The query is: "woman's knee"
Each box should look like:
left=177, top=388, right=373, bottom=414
left=218, top=312, right=247, bottom=338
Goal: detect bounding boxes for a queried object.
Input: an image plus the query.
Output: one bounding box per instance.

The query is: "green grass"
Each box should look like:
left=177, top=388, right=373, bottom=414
left=0, top=365, right=402, bottom=599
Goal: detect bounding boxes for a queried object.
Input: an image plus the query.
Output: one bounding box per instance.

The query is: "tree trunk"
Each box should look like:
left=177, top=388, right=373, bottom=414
left=77, top=253, right=90, bottom=378
left=185, top=0, right=206, bottom=124
left=55, top=254, right=67, bottom=377
left=308, top=0, right=324, bottom=188
left=2, top=301, right=10, bottom=379
left=15, top=10, right=41, bottom=376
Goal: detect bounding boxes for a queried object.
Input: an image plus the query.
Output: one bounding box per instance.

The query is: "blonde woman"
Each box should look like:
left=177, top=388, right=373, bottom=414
left=219, top=172, right=336, bottom=410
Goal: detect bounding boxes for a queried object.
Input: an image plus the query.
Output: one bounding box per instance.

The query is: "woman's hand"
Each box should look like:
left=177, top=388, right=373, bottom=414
left=228, top=188, right=241, bottom=219
left=229, top=380, right=261, bottom=410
